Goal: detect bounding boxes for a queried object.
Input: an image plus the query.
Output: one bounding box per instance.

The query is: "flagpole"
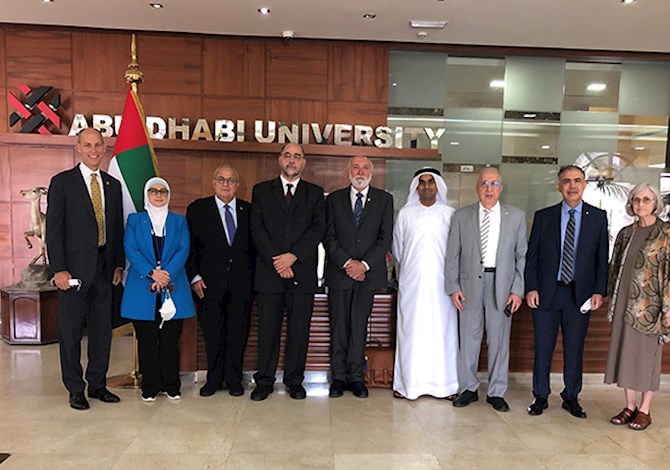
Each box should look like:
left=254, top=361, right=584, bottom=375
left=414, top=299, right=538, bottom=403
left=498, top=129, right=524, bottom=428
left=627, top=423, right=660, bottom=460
left=108, top=33, right=144, bottom=390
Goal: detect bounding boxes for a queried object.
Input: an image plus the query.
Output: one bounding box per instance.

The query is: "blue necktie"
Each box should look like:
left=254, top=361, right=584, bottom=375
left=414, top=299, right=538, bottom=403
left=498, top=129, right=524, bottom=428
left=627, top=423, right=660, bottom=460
left=224, top=204, right=236, bottom=245
left=354, top=192, right=363, bottom=227
left=560, top=209, right=576, bottom=282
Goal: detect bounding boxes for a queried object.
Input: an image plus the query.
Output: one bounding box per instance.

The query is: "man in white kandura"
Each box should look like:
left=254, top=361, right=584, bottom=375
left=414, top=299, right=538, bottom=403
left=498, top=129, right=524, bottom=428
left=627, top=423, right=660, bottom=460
left=392, top=168, right=459, bottom=400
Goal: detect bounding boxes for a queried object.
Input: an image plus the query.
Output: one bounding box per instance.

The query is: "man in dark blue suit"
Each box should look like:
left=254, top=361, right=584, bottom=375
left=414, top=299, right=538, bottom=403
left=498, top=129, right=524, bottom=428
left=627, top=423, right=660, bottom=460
left=525, top=165, right=608, bottom=418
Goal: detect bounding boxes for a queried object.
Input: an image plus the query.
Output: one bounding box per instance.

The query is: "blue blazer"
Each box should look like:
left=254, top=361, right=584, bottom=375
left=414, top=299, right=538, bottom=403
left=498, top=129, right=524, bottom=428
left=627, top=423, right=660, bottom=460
left=525, top=201, right=608, bottom=307
left=121, top=211, right=195, bottom=321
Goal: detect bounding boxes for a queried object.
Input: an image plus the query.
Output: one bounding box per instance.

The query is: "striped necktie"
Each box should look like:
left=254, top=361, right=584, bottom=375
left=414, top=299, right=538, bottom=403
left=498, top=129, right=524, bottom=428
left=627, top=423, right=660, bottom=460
left=480, top=208, right=491, bottom=261
left=560, top=209, right=576, bottom=282
left=354, top=192, right=363, bottom=227
left=90, top=173, right=104, bottom=247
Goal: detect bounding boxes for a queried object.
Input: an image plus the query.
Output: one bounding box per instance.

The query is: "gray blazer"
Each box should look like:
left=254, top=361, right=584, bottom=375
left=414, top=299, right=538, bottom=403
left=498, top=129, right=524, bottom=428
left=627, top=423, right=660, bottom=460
left=445, top=202, right=527, bottom=310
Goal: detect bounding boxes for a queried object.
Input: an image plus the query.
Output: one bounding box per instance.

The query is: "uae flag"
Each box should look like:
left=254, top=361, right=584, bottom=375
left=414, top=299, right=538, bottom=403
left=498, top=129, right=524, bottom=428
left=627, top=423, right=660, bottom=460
left=108, top=86, right=159, bottom=218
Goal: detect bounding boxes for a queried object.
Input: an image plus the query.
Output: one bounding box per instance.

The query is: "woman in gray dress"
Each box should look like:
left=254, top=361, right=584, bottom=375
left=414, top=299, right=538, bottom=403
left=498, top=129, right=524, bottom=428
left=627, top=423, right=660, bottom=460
left=605, top=182, right=670, bottom=431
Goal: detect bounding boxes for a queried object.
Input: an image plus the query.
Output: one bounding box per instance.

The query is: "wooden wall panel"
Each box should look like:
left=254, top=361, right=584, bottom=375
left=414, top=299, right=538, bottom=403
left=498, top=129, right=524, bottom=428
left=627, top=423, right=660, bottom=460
left=0, top=146, right=9, bottom=202
left=10, top=146, right=74, bottom=201
left=72, top=32, right=129, bottom=93
left=0, top=202, right=11, bottom=259
left=327, top=101, right=388, bottom=128
left=328, top=44, right=389, bottom=103
left=5, top=28, right=72, bottom=90
left=0, top=88, right=7, bottom=133
left=141, top=94, right=202, bottom=128
left=203, top=38, right=265, bottom=97
left=0, top=29, right=5, bottom=88
left=266, top=42, right=328, bottom=100
left=155, top=150, right=204, bottom=215
left=136, top=35, right=202, bottom=95
left=202, top=97, right=265, bottom=126
left=266, top=99, right=327, bottom=129
left=0, top=259, right=14, bottom=290
left=72, top=91, right=126, bottom=121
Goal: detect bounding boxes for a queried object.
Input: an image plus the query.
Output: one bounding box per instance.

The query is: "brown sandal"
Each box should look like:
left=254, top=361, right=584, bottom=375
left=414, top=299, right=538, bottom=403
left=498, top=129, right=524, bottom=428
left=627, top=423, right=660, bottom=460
left=629, top=411, right=652, bottom=431
left=445, top=394, right=458, bottom=401
left=393, top=391, right=406, bottom=399
left=610, top=407, right=637, bottom=425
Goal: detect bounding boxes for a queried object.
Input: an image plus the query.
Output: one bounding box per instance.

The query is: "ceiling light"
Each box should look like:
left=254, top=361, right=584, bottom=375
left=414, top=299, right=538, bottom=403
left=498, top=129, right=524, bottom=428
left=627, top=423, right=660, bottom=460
left=587, top=83, right=607, bottom=91
left=523, top=113, right=537, bottom=118
left=450, top=141, right=460, bottom=146
left=392, top=82, right=397, bottom=87
left=258, top=7, right=270, bottom=14
left=410, top=20, right=448, bottom=29
left=42, top=0, right=54, bottom=3
left=621, top=0, right=636, bottom=4
left=363, top=13, right=376, bottom=20
left=489, top=80, right=505, bottom=89
left=634, top=146, right=646, bottom=151
left=542, top=145, right=551, bottom=150
left=149, top=3, right=164, bottom=9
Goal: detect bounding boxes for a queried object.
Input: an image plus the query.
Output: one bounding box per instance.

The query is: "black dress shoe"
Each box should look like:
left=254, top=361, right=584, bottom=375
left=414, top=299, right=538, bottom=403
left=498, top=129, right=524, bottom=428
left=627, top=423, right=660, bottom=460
left=562, top=398, right=587, bottom=418
left=453, top=390, right=478, bottom=407
left=69, top=392, right=90, bottom=410
left=228, top=383, right=244, bottom=397
left=88, top=387, right=120, bottom=403
left=329, top=380, right=346, bottom=398
left=486, top=396, right=510, bottom=412
left=528, top=397, right=548, bottom=416
left=250, top=385, right=273, bottom=401
left=199, top=383, right=218, bottom=397
left=287, top=384, right=307, bottom=400
left=348, top=381, right=369, bottom=398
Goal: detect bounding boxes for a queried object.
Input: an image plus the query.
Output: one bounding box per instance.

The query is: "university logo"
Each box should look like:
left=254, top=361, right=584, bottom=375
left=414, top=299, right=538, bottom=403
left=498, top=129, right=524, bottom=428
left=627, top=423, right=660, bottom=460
left=7, top=85, right=62, bottom=134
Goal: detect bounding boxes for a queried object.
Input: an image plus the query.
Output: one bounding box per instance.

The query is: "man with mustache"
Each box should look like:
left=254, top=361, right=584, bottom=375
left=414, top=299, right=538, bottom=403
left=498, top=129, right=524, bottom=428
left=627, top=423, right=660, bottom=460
left=324, top=156, right=393, bottom=398
left=250, top=143, right=326, bottom=401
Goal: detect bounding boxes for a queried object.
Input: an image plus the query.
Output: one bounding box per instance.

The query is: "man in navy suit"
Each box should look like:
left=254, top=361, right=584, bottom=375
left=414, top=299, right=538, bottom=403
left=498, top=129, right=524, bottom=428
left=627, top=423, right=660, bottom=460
left=525, top=165, right=608, bottom=418
left=46, top=128, right=125, bottom=410
left=250, top=143, right=326, bottom=401
left=324, top=156, right=393, bottom=398
left=187, top=164, right=255, bottom=398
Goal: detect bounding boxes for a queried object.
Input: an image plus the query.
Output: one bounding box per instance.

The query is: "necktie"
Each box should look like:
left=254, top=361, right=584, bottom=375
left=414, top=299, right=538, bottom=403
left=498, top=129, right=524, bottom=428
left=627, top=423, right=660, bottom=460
left=560, top=209, right=576, bottom=282
left=480, top=208, right=491, bottom=262
left=90, top=173, right=104, bottom=247
left=285, top=183, right=293, bottom=207
left=224, top=205, right=236, bottom=245
left=354, top=192, right=363, bottom=227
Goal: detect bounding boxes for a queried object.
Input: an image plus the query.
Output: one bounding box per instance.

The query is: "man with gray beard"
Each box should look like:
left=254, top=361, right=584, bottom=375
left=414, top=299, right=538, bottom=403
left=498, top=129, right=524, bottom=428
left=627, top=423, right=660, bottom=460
left=324, top=156, right=393, bottom=398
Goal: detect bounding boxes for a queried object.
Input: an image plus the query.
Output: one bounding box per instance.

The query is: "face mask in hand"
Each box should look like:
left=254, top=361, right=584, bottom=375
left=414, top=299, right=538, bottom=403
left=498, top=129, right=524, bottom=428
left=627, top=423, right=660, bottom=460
left=159, top=291, right=176, bottom=329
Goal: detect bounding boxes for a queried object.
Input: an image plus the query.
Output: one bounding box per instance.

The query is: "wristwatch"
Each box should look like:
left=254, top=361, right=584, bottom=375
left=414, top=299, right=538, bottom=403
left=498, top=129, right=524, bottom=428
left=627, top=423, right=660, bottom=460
left=148, top=269, right=154, bottom=278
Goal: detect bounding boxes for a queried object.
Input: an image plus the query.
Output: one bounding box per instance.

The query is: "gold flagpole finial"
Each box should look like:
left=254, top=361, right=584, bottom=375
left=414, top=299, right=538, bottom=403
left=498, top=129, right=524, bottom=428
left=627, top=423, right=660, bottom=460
left=125, top=33, right=144, bottom=91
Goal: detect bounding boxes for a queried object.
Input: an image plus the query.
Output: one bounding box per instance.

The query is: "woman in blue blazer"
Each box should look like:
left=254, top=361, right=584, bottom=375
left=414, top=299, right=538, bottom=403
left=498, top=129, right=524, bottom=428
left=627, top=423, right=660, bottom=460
left=121, top=177, right=195, bottom=401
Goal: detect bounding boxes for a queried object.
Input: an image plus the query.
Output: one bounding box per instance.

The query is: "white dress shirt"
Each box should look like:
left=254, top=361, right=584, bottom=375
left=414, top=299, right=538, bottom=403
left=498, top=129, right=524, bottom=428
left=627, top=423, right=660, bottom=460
left=479, top=201, right=501, bottom=268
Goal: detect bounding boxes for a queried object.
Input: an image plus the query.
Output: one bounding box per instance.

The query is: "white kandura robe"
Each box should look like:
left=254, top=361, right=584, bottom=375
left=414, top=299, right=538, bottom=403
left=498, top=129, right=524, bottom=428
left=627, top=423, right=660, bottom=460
left=392, top=201, right=459, bottom=399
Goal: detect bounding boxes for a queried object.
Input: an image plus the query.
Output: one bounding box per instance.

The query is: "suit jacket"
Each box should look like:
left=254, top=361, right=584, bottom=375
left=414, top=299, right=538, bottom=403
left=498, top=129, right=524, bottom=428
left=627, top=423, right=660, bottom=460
left=186, top=196, right=255, bottom=302
left=121, top=211, right=195, bottom=321
left=525, top=201, right=608, bottom=307
left=251, top=177, right=326, bottom=293
left=324, top=186, right=393, bottom=290
left=445, top=202, right=527, bottom=310
left=46, top=164, right=124, bottom=285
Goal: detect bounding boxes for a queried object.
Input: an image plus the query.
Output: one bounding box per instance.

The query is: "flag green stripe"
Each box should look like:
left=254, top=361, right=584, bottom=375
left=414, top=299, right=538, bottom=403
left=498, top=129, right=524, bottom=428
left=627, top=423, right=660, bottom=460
left=116, top=144, right=156, bottom=212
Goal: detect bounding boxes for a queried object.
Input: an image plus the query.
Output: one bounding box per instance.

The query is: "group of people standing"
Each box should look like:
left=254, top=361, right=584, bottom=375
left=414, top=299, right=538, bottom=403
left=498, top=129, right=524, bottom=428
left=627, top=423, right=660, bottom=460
left=45, top=128, right=667, bottom=431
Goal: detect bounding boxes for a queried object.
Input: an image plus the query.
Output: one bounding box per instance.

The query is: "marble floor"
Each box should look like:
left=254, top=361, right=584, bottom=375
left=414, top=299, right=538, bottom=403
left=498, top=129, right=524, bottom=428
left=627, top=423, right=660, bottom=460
left=0, top=337, right=668, bottom=470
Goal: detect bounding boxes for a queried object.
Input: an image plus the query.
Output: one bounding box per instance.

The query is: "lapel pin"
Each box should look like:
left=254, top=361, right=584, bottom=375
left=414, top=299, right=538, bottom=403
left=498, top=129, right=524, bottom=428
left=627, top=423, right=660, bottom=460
left=367, top=197, right=371, bottom=203
left=586, top=211, right=590, bottom=215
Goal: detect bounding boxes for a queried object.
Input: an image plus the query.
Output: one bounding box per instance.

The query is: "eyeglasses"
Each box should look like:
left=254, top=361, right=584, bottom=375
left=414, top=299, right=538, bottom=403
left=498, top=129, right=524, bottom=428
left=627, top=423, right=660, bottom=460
left=147, top=188, right=169, bottom=196
left=213, top=177, right=239, bottom=186
left=281, top=152, right=303, bottom=160
left=479, top=181, right=501, bottom=188
left=633, top=196, right=654, bottom=205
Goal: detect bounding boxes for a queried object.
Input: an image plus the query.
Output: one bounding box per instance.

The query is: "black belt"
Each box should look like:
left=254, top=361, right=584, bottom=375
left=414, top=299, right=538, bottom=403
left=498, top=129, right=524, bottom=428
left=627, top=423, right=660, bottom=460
left=483, top=267, right=496, bottom=273
left=97, top=245, right=107, bottom=252
left=556, top=280, right=574, bottom=287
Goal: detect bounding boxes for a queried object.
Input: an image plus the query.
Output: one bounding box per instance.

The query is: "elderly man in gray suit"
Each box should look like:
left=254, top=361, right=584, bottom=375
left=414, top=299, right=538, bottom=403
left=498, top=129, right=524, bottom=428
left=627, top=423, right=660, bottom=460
left=446, top=167, right=527, bottom=412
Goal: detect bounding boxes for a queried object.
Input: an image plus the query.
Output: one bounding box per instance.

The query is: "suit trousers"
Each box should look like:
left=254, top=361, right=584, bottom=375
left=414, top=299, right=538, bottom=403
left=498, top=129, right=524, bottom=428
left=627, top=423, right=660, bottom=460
left=199, top=290, right=251, bottom=387
left=57, top=250, right=112, bottom=394
left=532, top=282, right=590, bottom=400
left=457, top=271, right=512, bottom=397
left=133, top=311, right=184, bottom=396
left=328, top=285, right=375, bottom=383
left=253, top=291, right=314, bottom=387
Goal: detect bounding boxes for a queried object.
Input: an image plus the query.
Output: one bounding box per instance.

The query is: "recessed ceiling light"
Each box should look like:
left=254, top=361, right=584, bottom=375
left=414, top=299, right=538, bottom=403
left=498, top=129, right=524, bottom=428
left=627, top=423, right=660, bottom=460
left=363, top=13, right=376, bottom=20
left=489, top=80, right=505, bottom=89
left=42, top=0, right=54, bottom=3
left=392, top=82, right=397, bottom=87
left=587, top=83, right=607, bottom=91
left=621, top=0, right=636, bottom=4
left=450, top=141, right=460, bottom=146
left=149, top=3, right=164, bottom=9
left=542, top=145, right=551, bottom=150
left=523, top=113, right=537, bottom=118
left=410, top=20, right=448, bottom=29
left=634, top=146, right=646, bottom=151
left=258, top=7, right=270, bottom=14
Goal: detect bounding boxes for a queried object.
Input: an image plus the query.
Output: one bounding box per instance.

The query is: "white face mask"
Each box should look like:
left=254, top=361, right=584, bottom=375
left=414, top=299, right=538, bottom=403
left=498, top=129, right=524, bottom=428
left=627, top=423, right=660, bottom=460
left=159, top=292, right=176, bottom=329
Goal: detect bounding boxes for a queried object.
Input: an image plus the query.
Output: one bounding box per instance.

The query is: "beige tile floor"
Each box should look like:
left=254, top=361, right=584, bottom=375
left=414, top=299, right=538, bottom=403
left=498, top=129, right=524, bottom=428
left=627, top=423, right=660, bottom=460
left=0, top=337, right=668, bottom=469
